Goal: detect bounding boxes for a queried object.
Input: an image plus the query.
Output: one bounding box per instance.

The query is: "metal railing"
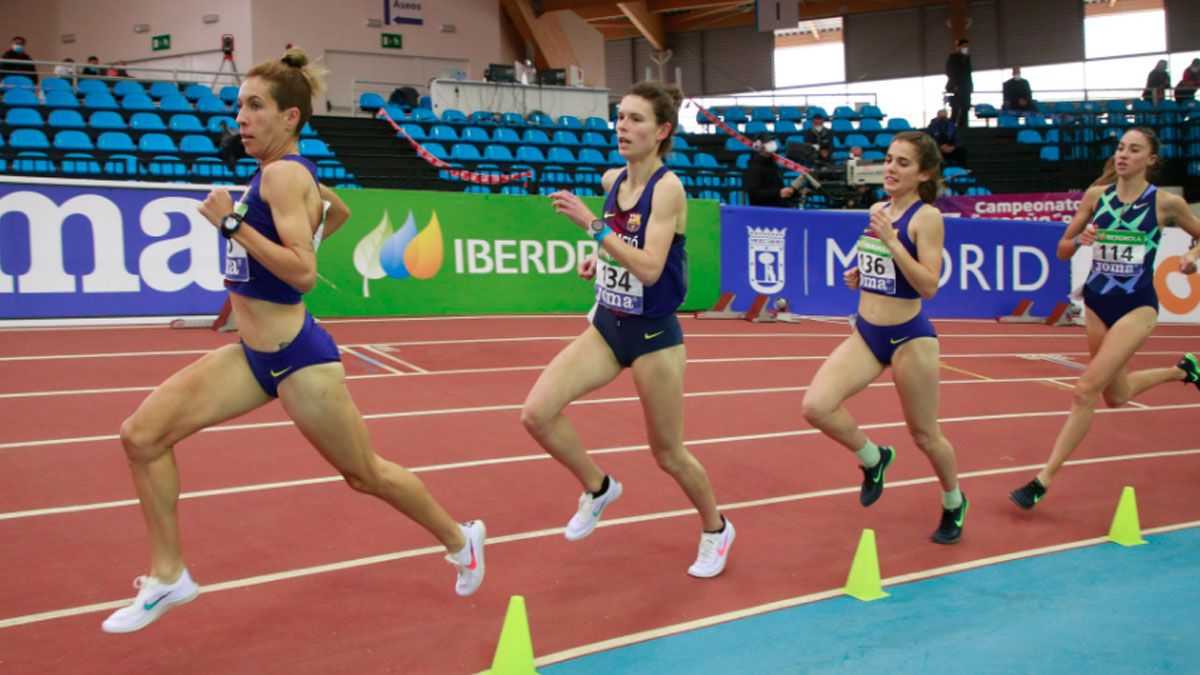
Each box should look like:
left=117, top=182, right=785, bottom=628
left=0, top=58, right=240, bottom=90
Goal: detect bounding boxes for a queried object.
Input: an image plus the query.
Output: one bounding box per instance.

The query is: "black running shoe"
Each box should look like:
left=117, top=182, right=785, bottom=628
left=859, top=446, right=896, bottom=507
left=932, top=494, right=968, bottom=544
left=1178, top=354, right=1200, bottom=391
left=1009, top=478, right=1047, bottom=510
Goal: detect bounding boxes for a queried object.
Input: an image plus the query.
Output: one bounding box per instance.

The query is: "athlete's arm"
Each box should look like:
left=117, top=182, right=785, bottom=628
left=878, top=204, right=943, bottom=300
left=318, top=184, right=350, bottom=239
left=230, top=161, right=320, bottom=293
left=1160, top=191, right=1200, bottom=274
left=1058, top=185, right=1103, bottom=260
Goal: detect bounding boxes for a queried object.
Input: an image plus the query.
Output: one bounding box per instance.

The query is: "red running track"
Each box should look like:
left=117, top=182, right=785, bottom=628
left=0, top=315, right=1198, bottom=673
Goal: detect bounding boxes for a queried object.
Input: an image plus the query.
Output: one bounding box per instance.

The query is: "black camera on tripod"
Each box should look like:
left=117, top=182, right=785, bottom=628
left=221, top=34, right=235, bottom=56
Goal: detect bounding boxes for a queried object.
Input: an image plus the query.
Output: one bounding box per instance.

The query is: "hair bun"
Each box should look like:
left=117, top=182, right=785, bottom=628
left=280, top=48, right=309, bottom=69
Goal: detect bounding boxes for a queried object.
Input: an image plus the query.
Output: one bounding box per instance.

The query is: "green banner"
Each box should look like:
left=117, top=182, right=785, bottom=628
left=307, top=189, right=720, bottom=317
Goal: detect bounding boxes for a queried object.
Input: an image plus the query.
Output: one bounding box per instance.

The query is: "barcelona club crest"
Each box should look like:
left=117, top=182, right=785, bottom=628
left=747, top=226, right=786, bottom=295
left=626, top=212, right=642, bottom=232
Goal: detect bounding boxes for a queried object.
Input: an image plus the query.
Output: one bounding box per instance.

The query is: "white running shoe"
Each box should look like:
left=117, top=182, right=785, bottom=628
left=101, top=568, right=199, bottom=633
left=446, top=520, right=486, bottom=597
left=688, top=517, right=735, bottom=578
left=564, top=477, right=623, bottom=541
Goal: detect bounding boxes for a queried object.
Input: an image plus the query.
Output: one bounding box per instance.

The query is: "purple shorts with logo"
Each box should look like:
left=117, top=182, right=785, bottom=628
left=240, top=312, right=341, bottom=397
left=855, top=311, right=937, bottom=365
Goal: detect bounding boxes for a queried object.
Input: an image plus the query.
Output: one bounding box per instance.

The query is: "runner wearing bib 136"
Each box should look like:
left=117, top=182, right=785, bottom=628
left=522, top=81, right=734, bottom=579
left=801, top=131, right=968, bottom=545
left=1010, top=127, right=1200, bottom=510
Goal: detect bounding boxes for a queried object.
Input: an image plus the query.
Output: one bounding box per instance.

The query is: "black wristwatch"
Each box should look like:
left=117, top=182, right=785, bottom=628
left=587, top=218, right=606, bottom=237
left=220, top=212, right=244, bottom=239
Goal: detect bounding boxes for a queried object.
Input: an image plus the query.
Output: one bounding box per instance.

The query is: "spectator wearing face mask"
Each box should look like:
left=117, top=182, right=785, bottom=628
left=945, top=38, right=972, bottom=127
left=742, top=133, right=796, bottom=207
left=1, top=36, right=38, bottom=84
left=928, top=109, right=967, bottom=167
left=1002, top=66, right=1035, bottom=112
left=53, top=58, right=76, bottom=77
left=803, top=114, right=834, bottom=166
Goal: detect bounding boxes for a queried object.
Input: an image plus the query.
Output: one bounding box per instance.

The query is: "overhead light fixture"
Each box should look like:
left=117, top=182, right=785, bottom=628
left=203, top=14, right=219, bottom=24
left=133, top=24, right=150, bottom=33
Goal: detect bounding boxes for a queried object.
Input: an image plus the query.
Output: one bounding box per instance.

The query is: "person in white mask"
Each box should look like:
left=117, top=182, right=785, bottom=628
left=944, top=38, right=972, bottom=127
left=1, top=36, right=38, bottom=85
left=742, top=132, right=796, bottom=207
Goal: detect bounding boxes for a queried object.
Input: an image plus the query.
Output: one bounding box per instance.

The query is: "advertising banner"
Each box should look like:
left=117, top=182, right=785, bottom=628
left=308, top=189, right=721, bottom=316
left=0, top=179, right=720, bottom=320
left=0, top=178, right=234, bottom=319
left=936, top=192, right=1084, bottom=223
left=720, top=205, right=1071, bottom=319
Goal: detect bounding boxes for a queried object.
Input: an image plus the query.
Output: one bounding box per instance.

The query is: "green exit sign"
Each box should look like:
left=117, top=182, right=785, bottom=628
left=381, top=33, right=402, bottom=49
left=151, top=34, right=171, bottom=51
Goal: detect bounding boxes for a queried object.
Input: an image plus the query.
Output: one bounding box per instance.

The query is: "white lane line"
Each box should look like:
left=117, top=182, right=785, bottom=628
left=365, top=345, right=428, bottom=373
left=2, top=454, right=1196, bottom=631
left=339, top=346, right=404, bottom=375
left=533, top=519, right=1200, bottom=667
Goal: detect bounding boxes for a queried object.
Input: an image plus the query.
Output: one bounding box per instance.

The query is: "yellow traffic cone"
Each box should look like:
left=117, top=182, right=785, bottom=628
left=1107, top=486, right=1147, bottom=547
left=844, top=528, right=889, bottom=601
left=484, top=596, right=539, bottom=675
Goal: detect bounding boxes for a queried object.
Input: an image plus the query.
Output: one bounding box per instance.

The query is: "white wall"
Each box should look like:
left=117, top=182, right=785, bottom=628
left=556, top=10, right=605, bottom=88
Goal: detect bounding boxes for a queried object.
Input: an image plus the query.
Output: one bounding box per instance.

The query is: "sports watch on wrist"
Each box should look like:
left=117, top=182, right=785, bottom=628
left=220, top=212, right=244, bottom=239
left=587, top=218, right=606, bottom=237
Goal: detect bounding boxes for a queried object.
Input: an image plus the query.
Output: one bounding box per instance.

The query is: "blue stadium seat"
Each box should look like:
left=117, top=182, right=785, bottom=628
left=885, top=118, right=912, bottom=131
left=722, top=107, right=747, bottom=125
left=500, top=185, right=526, bottom=195
left=735, top=153, right=751, bottom=168
left=607, top=149, right=623, bottom=165
left=234, top=158, right=258, bottom=179
left=493, top=127, right=519, bottom=144
left=974, top=103, right=998, bottom=119
left=300, top=122, right=316, bottom=137
left=14, top=151, right=55, bottom=173
left=557, top=115, right=583, bottom=129
left=423, top=142, right=449, bottom=159
left=483, top=144, right=515, bottom=162
left=218, top=86, right=239, bottom=104
left=48, top=109, right=87, bottom=129
left=673, top=135, right=692, bottom=150
left=744, top=121, right=769, bottom=137
left=112, top=80, right=145, bottom=98
left=874, top=132, right=894, bottom=148
left=774, top=120, right=798, bottom=134
left=183, top=83, right=213, bottom=101
left=121, top=93, right=157, bottom=111
left=139, top=133, right=177, bottom=153
left=1016, top=129, right=1043, bottom=144
left=3, top=88, right=39, bottom=106
left=1039, top=146, right=1060, bottom=161
left=429, top=125, right=459, bottom=141
left=315, top=159, right=347, bottom=180
left=694, top=153, right=720, bottom=168
left=666, top=153, right=692, bottom=168
left=400, top=123, right=426, bottom=140
left=44, top=90, right=80, bottom=109
left=409, top=108, right=437, bottom=122
left=860, top=105, right=884, bottom=119
left=724, top=137, right=750, bottom=153
left=40, top=78, right=72, bottom=93
left=9, top=128, right=50, bottom=149
left=450, top=143, right=482, bottom=161
left=61, top=152, right=101, bottom=175
left=831, top=119, right=854, bottom=133
left=577, top=147, right=606, bottom=165
left=193, top=156, right=235, bottom=179
left=547, top=147, right=576, bottom=164
left=584, top=117, right=609, bottom=131
left=552, top=130, right=580, bottom=146
left=418, top=95, right=431, bottom=109
left=528, top=112, right=554, bottom=127
left=750, top=107, right=776, bottom=123
left=461, top=126, right=490, bottom=143
left=196, top=97, right=227, bottom=113
left=180, top=134, right=218, bottom=154
left=148, top=81, right=180, bottom=99
left=778, top=106, right=803, bottom=122
left=468, top=110, right=496, bottom=125
left=844, top=133, right=871, bottom=148
left=53, top=130, right=94, bottom=151
left=500, top=112, right=526, bottom=127
left=145, top=155, right=188, bottom=178
left=998, top=114, right=1021, bottom=128
left=82, top=91, right=119, bottom=110
left=858, top=118, right=883, bottom=132
left=523, top=129, right=551, bottom=145
left=5, top=108, right=43, bottom=127
left=76, top=79, right=109, bottom=96
left=298, top=138, right=334, bottom=158
left=863, top=150, right=885, bottom=161
left=805, top=106, right=828, bottom=119
left=158, top=95, right=193, bottom=113
left=169, top=114, right=205, bottom=132
left=355, top=91, right=384, bottom=110
left=441, top=108, right=468, bottom=124
left=832, top=105, right=859, bottom=120
left=516, top=146, right=546, bottom=163
left=130, top=112, right=166, bottom=131
left=97, top=132, right=137, bottom=152
left=581, top=131, right=607, bottom=147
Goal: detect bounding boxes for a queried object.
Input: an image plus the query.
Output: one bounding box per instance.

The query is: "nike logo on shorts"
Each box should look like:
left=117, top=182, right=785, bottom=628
left=270, top=366, right=294, bottom=378
left=890, top=336, right=910, bottom=345
left=644, top=330, right=664, bottom=340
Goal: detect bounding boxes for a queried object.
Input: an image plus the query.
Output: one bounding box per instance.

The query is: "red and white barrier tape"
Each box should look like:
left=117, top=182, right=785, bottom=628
left=376, top=108, right=533, bottom=185
left=689, top=99, right=812, bottom=175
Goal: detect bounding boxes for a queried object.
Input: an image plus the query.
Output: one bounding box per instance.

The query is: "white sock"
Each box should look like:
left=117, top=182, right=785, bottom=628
left=854, top=440, right=881, bottom=468
left=942, top=486, right=963, bottom=510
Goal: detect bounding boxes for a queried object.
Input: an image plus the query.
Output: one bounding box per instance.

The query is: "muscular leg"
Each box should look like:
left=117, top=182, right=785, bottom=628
left=521, top=327, right=623, bottom=492
left=890, top=339, right=958, bottom=492
left=120, top=345, right=273, bottom=581
left=1037, top=307, right=1157, bottom=487
left=800, top=332, right=886, bottom=452
left=278, top=363, right=465, bottom=551
left=631, top=345, right=722, bottom=531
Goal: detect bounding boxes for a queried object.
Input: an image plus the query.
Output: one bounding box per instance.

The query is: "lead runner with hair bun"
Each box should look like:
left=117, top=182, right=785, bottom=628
left=522, top=81, right=734, bottom=578
left=102, top=48, right=486, bottom=634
